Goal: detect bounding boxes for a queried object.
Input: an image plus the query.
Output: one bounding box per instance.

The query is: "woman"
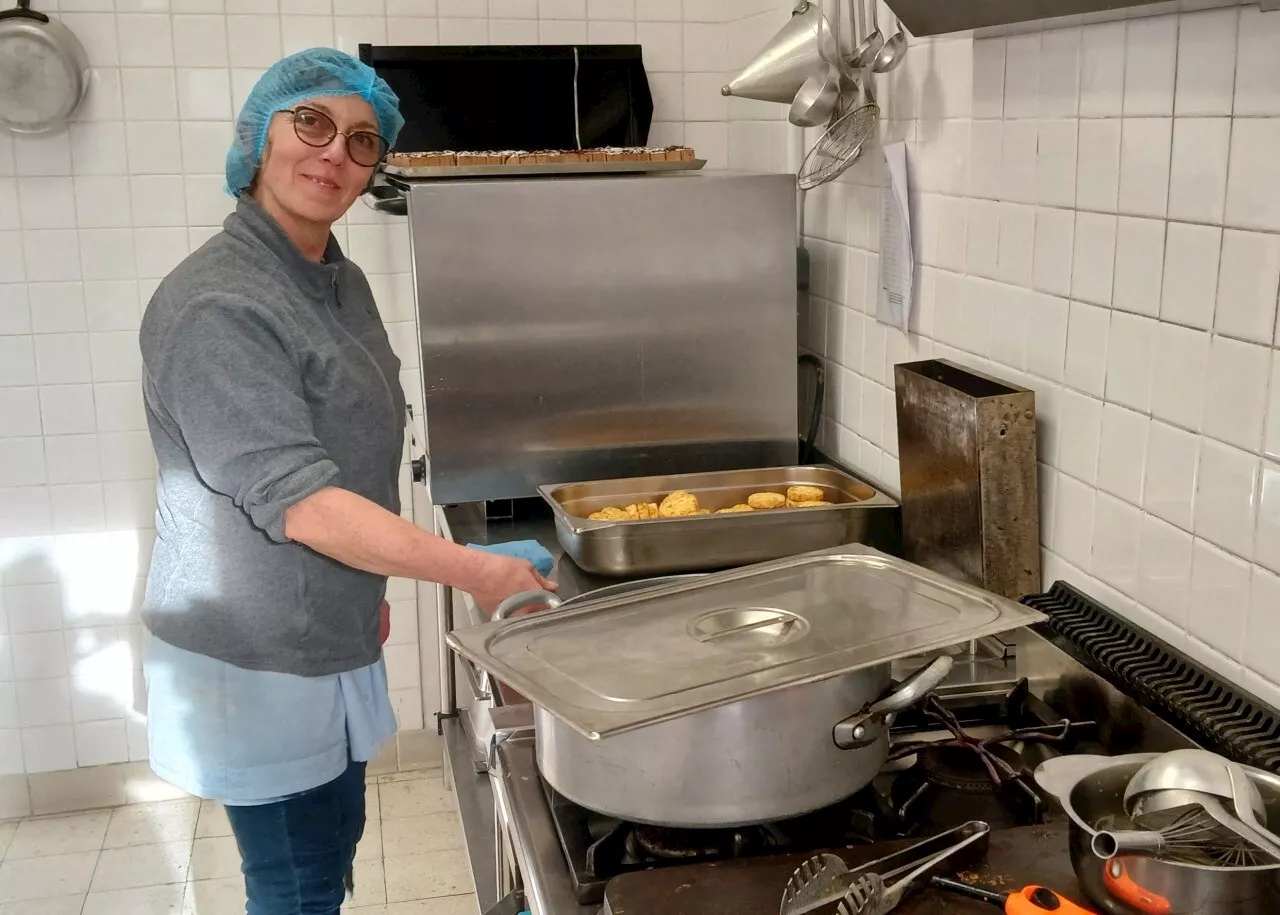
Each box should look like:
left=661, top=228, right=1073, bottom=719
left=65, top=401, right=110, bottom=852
left=139, top=49, right=554, bottom=914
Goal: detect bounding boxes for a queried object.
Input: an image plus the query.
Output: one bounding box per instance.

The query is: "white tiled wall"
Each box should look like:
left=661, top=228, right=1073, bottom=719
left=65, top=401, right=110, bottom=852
left=0, top=0, right=733, bottom=776
left=729, top=1, right=1280, bottom=705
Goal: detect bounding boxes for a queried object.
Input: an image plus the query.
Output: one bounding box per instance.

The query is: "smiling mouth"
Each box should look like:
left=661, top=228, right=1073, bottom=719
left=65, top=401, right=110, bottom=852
left=304, top=175, right=339, bottom=190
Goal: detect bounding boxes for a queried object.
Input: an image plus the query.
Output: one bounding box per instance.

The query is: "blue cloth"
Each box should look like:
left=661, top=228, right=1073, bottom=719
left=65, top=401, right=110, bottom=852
left=467, top=540, right=555, bottom=577
left=144, top=633, right=397, bottom=805
left=226, top=48, right=404, bottom=197
left=226, top=757, right=367, bottom=915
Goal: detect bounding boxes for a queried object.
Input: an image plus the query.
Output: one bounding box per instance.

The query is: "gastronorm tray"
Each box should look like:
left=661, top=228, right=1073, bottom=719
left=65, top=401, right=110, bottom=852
left=383, top=158, right=707, bottom=180
left=538, top=465, right=899, bottom=577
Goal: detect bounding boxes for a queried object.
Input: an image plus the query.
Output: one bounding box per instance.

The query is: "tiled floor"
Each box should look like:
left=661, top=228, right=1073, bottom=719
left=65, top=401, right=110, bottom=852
left=0, top=770, right=478, bottom=915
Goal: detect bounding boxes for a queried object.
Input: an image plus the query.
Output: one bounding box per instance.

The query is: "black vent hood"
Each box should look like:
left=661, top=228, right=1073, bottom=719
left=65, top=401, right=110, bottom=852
left=887, top=0, right=1276, bottom=37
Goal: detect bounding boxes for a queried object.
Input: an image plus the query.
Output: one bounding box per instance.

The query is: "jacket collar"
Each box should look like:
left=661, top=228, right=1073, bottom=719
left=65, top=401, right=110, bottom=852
left=225, top=196, right=346, bottom=297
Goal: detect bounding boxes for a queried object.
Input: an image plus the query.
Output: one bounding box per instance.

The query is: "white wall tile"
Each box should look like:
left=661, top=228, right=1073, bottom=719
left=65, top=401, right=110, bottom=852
left=1245, top=566, right=1280, bottom=683
left=1216, top=230, right=1280, bottom=346
left=39, top=385, right=96, bottom=437
left=79, top=229, right=138, bottom=282
left=1054, top=472, right=1096, bottom=569
left=1225, top=118, right=1280, bottom=234
left=1097, top=403, right=1148, bottom=504
left=1161, top=222, right=1222, bottom=330
left=0, top=439, right=47, bottom=488
left=1036, top=119, right=1077, bottom=209
left=995, top=204, right=1035, bottom=287
left=1123, top=16, right=1177, bottom=117
left=1234, top=6, right=1280, bottom=117
left=73, top=177, right=134, bottom=230
left=1255, top=463, right=1280, bottom=576
left=1111, top=216, right=1164, bottom=317
left=118, top=15, right=176, bottom=67
left=1117, top=117, right=1172, bottom=218
left=74, top=720, right=129, bottom=767
left=1150, top=322, right=1209, bottom=432
left=1195, top=439, right=1259, bottom=559
left=1075, top=119, right=1121, bottom=212
left=13, top=133, right=72, bottom=177
left=173, top=15, right=230, bottom=68
left=1032, top=206, right=1074, bottom=298
left=1189, top=539, right=1250, bottom=661
left=1063, top=300, right=1109, bottom=398
left=0, top=389, right=42, bottom=438
left=121, top=70, right=179, bottom=122
left=130, top=177, right=188, bottom=228
left=1167, top=117, right=1231, bottom=225
left=1003, top=34, right=1040, bottom=120
left=18, top=178, right=77, bottom=231
left=69, top=124, right=129, bottom=177
left=1091, top=492, right=1143, bottom=595
left=29, top=283, right=87, bottom=335
left=1057, top=389, right=1102, bottom=484
left=1071, top=211, right=1117, bottom=306
left=24, top=231, right=82, bottom=284
left=1025, top=292, right=1069, bottom=382
left=1039, top=27, right=1081, bottom=118
left=1079, top=21, right=1126, bottom=117
left=1202, top=335, right=1270, bottom=452
left=22, top=725, right=77, bottom=773
left=45, top=434, right=102, bottom=486
left=58, top=13, right=120, bottom=67
left=1175, top=8, right=1238, bottom=117
left=0, top=338, right=37, bottom=387
left=1138, top=514, right=1194, bottom=627
left=33, top=334, right=92, bottom=386
left=972, top=37, right=1006, bottom=119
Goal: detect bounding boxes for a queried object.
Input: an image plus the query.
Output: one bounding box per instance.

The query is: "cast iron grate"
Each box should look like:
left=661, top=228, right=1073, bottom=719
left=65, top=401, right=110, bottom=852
left=1022, top=581, right=1280, bottom=773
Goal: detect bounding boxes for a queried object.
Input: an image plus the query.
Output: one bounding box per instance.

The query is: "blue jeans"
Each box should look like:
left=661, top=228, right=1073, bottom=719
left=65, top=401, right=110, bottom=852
left=225, top=759, right=367, bottom=915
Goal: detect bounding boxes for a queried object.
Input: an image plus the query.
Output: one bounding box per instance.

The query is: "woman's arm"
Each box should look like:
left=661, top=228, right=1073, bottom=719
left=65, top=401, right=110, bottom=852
left=284, top=486, right=555, bottom=613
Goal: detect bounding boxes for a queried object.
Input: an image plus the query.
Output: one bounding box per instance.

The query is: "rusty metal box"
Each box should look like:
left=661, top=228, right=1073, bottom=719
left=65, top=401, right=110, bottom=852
left=893, top=359, right=1040, bottom=600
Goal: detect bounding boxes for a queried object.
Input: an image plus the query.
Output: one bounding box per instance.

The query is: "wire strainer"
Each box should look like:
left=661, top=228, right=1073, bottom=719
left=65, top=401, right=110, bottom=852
left=797, top=99, right=878, bottom=189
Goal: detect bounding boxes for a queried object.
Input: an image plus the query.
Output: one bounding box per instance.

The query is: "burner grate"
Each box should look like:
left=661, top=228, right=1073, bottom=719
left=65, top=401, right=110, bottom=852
left=1023, top=581, right=1280, bottom=773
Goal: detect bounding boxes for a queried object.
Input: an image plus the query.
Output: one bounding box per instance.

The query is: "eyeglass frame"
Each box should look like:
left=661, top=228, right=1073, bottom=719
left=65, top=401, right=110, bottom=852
left=279, top=105, right=391, bottom=167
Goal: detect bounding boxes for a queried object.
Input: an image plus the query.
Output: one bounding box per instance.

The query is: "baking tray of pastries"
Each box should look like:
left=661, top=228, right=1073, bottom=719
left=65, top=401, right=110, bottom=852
left=538, top=465, right=900, bottom=576
left=383, top=146, right=704, bottom=179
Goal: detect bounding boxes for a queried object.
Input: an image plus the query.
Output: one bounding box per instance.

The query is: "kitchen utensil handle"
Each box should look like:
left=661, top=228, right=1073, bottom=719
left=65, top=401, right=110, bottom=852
left=1226, top=762, right=1280, bottom=849
left=1102, top=859, right=1172, bottom=915
left=930, top=876, right=1006, bottom=905
left=493, top=589, right=563, bottom=620
left=1009, top=887, right=1097, bottom=915
left=832, top=656, right=952, bottom=749
left=0, top=0, right=50, bottom=21
left=1091, top=830, right=1166, bottom=860
left=879, top=821, right=991, bottom=908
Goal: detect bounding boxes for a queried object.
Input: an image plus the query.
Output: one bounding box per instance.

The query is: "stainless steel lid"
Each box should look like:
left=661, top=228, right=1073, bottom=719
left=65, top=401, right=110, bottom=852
left=447, top=544, right=1046, bottom=739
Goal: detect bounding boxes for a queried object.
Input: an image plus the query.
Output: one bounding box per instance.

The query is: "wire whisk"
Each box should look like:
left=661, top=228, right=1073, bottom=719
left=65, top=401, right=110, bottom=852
left=1094, top=808, right=1276, bottom=868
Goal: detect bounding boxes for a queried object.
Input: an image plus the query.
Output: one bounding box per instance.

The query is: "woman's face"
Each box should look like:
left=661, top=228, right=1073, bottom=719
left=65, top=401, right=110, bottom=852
left=255, top=95, right=379, bottom=227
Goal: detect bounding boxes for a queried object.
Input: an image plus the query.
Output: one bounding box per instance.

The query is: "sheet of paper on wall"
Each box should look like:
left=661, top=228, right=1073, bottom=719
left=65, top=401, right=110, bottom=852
left=877, top=140, right=913, bottom=334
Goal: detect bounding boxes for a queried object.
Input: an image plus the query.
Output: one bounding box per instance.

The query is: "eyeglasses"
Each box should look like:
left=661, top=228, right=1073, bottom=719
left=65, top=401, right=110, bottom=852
left=282, top=106, right=389, bottom=167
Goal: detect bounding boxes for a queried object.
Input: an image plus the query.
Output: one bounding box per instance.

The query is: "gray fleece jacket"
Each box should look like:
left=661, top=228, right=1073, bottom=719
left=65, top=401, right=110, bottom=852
left=140, top=197, right=406, bottom=676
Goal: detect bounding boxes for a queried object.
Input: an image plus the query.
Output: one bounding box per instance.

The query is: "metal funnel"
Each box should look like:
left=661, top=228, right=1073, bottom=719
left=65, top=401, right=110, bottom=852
left=721, top=1, right=837, bottom=105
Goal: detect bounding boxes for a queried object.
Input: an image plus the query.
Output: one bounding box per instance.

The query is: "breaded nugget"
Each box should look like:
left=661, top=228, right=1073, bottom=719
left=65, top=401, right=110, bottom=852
left=786, top=485, right=825, bottom=504
left=786, top=499, right=834, bottom=508
left=659, top=490, right=700, bottom=517
left=624, top=502, right=662, bottom=520
left=747, top=492, right=787, bottom=510
left=588, top=506, right=629, bottom=521
left=715, top=504, right=755, bottom=514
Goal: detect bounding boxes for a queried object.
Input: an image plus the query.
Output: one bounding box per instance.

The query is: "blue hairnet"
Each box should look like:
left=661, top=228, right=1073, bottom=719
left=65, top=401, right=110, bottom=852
left=226, top=48, right=404, bottom=198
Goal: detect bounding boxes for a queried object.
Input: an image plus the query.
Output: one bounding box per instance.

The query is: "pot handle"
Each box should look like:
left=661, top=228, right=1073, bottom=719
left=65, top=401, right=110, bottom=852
left=493, top=589, right=563, bottom=621
left=833, top=656, right=953, bottom=750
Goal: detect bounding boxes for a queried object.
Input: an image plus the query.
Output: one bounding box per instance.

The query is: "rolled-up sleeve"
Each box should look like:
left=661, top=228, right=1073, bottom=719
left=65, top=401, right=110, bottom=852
left=147, top=293, right=338, bottom=542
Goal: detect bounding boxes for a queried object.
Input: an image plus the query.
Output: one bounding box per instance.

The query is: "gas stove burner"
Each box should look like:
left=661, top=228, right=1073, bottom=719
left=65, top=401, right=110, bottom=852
left=628, top=824, right=772, bottom=861
left=892, top=743, right=1041, bottom=830
left=919, top=742, right=1028, bottom=792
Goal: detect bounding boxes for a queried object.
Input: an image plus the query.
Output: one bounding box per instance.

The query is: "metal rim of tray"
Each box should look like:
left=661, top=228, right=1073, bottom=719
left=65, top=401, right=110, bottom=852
left=383, top=159, right=707, bottom=180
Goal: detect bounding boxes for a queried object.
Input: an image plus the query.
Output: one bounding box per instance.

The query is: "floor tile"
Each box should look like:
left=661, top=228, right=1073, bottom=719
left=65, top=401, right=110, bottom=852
left=351, top=859, right=387, bottom=908
left=189, top=836, right=242, bottom=882
left=384, top=850, right=472, bottom=903
left=194, top=800, right=233, bottom=838
left=104, top=800, right=199, bottom=849
left=91, top=840, right=191, bottom=892
left=0, top=895, right=86, bottom=915
left=379, top=778, right=454, bottom=819
left=6, top=810, right=111, bottom=859
left=355, top=818, right=383, bottom=862
left=353, top=898, right=480, bottom=915
left=0, top=823, right=17, bottom=858
left=0, top=850, right=99, bottom=903
left=181, top=877, right=245, bottom=915
left=83, top=883, right=186, bottom=915
left=381, top=812, right=464, bottom=857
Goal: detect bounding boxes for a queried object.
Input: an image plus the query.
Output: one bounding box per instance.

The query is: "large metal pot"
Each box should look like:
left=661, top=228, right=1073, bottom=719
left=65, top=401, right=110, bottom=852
left=495, top=583, right=953, bottom=828
left=1036, top=754, right=1280, bottom=915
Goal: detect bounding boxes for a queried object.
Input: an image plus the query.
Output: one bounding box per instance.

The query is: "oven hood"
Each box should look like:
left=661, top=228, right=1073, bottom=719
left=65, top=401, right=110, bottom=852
left=886, top=0, right=1276, bottom=37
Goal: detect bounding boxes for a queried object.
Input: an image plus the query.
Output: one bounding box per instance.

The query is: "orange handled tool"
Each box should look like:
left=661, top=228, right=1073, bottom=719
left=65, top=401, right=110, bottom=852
left=931, top=876, right=1097, bottom=914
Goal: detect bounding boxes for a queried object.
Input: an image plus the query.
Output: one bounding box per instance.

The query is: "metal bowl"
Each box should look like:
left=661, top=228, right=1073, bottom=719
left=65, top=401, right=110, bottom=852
left=1037, top=754, right=1280, bottom=915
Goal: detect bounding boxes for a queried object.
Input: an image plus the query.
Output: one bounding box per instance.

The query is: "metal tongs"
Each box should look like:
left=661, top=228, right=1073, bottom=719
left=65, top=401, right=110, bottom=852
left=779, top=821, right=991, bottom=915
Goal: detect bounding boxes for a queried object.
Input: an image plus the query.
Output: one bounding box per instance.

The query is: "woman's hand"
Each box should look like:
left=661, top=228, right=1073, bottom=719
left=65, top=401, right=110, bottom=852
left=470, top=553, right=558, bottom=617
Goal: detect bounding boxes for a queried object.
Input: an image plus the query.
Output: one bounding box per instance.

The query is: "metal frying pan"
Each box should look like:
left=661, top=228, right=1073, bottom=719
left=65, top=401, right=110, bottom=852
left=0, top=0, right=90, bottom=134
